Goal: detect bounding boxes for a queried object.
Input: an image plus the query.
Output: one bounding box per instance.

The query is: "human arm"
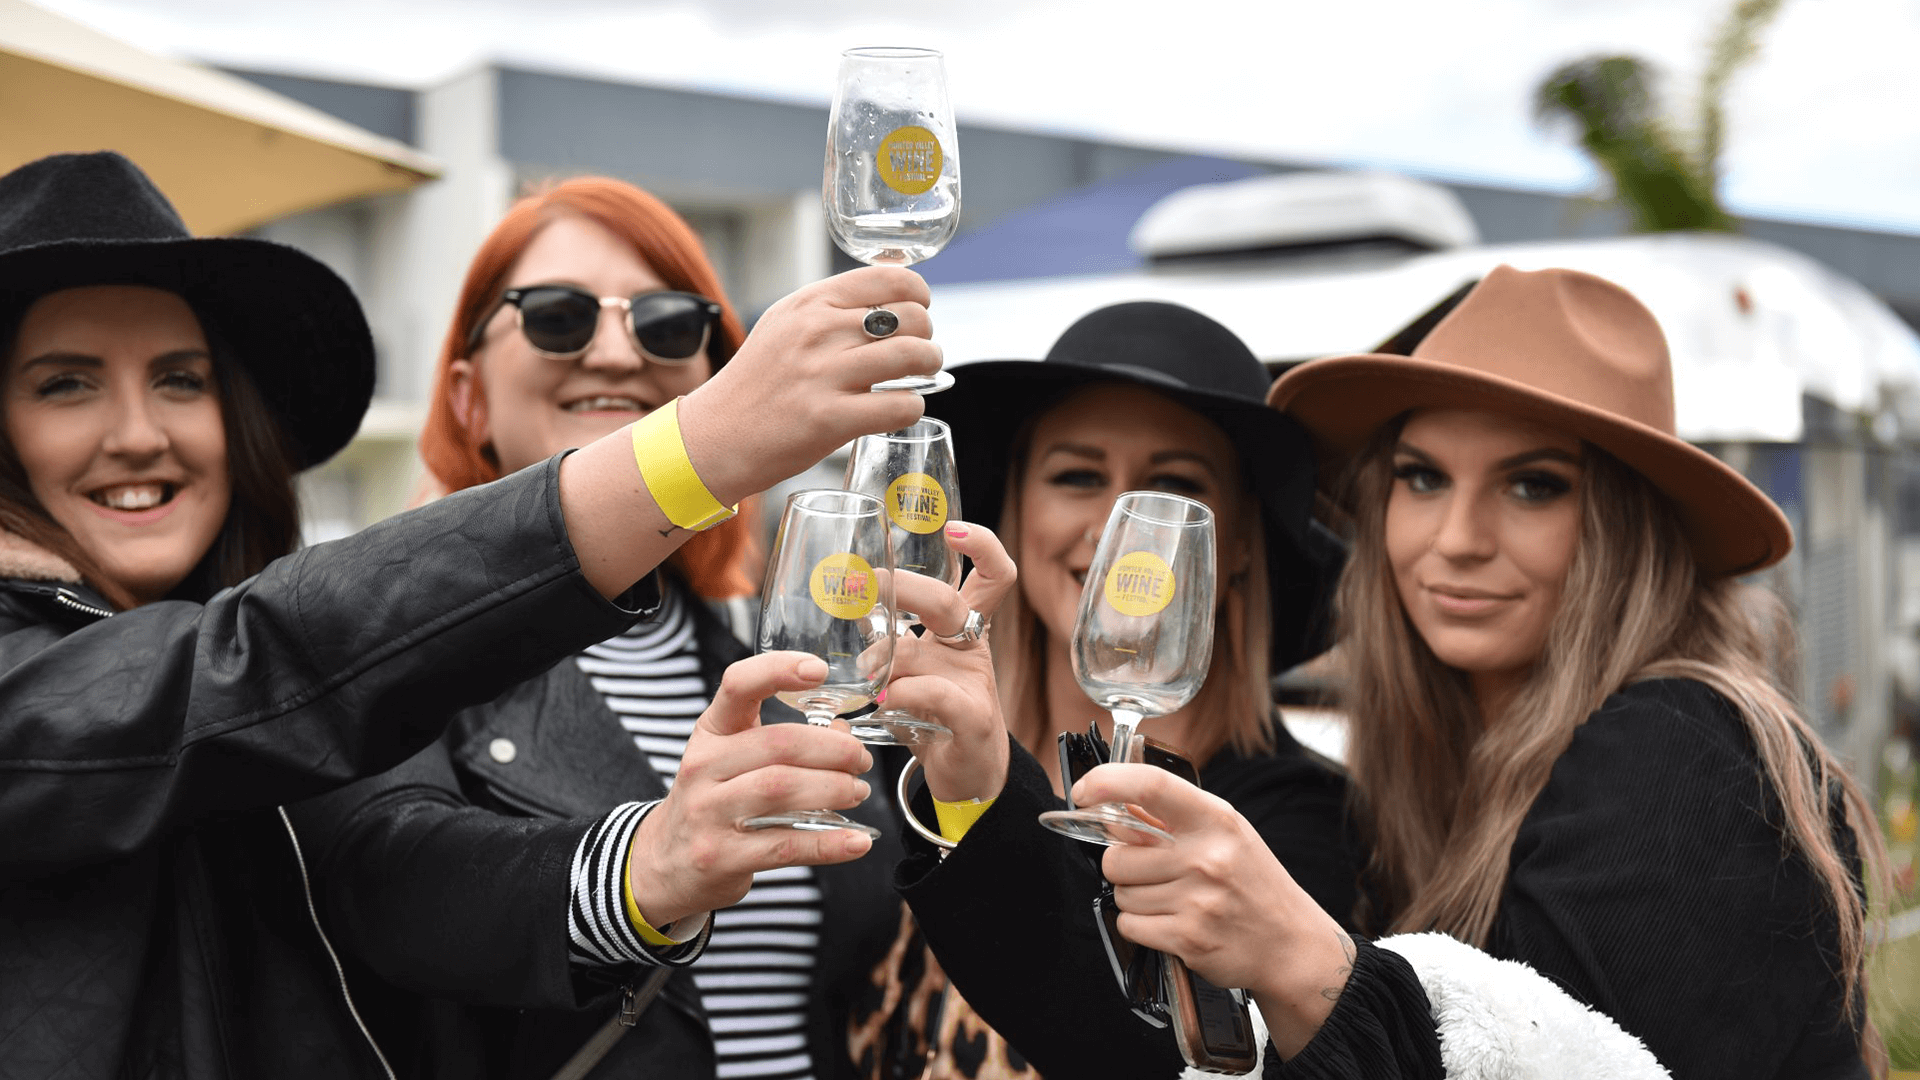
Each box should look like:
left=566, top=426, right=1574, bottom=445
left=0, top=267, right=937, bottom=878
left=1080, top=680, right=1846, bottom=1078
left=557, top=265, right=939, bottom=599
left=290, top=650, right=876, bottom=1009
left=0, top=458, right=648, bottom=879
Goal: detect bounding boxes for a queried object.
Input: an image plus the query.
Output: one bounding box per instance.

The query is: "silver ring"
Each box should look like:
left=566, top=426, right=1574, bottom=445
left=935, top=608, right=988, bottom=645
left=862, top=307, right=899, bottom=339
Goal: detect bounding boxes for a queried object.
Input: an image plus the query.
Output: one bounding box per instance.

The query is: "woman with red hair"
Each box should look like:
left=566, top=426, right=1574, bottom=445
left=293, top=178, right=906, bottom=1080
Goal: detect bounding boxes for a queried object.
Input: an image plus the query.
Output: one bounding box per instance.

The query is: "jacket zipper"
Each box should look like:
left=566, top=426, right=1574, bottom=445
left=277, top=807, right=398, bottom=1080
left=53, top=588, right=114, bottom=619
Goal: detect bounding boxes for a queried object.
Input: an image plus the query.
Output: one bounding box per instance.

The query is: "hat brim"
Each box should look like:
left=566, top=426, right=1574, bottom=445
left=1270, top=354, right=1792, bottom=577
left=928, top=359, right=1343, bottom=672
left=0, top=236, right=374, bottom=470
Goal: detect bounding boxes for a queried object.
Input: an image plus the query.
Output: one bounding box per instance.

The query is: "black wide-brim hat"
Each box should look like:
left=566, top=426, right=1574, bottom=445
left=0, top=152, right=374, bottom=469
left=925, top=300, right=1346, bottom=673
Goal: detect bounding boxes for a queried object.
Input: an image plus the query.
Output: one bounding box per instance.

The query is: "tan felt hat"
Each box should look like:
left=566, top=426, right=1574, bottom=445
left=1268, top=264, right=1792, bottom=577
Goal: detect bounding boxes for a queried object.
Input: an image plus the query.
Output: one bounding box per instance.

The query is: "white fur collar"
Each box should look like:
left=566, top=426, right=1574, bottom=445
left=0, top=527, right=83, bottom=585
left=1175, top=934, right=1669, bottom=1079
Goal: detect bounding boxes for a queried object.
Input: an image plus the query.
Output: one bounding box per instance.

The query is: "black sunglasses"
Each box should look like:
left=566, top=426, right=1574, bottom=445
left=467, top=286, right=723, bottom=364
left=1058, top=724, right=1198, bottom=1027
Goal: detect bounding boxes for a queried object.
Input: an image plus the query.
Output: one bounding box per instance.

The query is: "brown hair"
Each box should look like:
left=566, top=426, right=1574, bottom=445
left=420, top=176, right=756, bottom=598
left=0, top=303, right=299, bottom=609
left=1337, top=417, right=1886, bottom=1018
left=990, top=398, right=1275, bottom=767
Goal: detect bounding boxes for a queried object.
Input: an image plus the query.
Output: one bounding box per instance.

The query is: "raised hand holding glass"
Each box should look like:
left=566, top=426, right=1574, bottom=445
left=745, top=489, right=895, bottom=837
left=825, top=45, right=959, bottom=394
left=1038, top=492, right=1216, bottom=846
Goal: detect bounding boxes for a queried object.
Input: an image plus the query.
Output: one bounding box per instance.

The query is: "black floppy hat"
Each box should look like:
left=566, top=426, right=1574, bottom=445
left=0, top=152, right=374, bottom=469
left=924, top=301, right=1344, bottom=672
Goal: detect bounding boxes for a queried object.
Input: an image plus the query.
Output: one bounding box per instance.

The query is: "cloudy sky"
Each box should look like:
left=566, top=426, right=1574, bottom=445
left=31, top=0, right=1920, bottom=234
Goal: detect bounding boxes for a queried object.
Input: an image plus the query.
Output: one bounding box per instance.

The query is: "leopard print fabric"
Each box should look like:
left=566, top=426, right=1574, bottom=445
left=849, top=903, right=1043, bottom=1080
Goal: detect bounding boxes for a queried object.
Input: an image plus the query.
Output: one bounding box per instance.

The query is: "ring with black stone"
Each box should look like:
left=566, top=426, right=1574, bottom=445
left=862, top=306, right=900, bottom=339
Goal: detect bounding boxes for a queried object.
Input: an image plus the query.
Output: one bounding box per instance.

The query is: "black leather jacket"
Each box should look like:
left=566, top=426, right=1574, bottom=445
left=0, top=459, right=654, bottom=1080
left=289, top=578, right=904, bottom=1080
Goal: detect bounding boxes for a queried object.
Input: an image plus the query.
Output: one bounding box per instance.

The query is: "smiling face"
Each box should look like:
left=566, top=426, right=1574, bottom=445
left=6, top=286, right=231, bottom=606
left=1385, top=408, right=1584, bottom=708
left=457, top=212, right=714, bottom=475
left=1014, top=383, right=1248, bottom=643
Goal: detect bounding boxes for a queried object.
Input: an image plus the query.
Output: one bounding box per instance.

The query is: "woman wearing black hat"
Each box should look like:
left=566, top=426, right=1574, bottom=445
left=855, top=301, right=1361, bottom=1078
left=0, top=151, right=939, bottom=1079
left=1069, top=266, right=1884, bottom=1077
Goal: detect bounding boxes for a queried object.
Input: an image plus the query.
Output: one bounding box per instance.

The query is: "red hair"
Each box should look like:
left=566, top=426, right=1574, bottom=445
left=420, top=177, right=757, bottom=599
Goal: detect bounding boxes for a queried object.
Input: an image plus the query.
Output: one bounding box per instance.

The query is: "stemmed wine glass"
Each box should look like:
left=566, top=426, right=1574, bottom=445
left=743, top=490, right=895, bottom=838
left=825, top=45, right=960, bottom=394
left=1038, top=492, right=1216, bottom=846
left=842, top=417, right=961, bottom=744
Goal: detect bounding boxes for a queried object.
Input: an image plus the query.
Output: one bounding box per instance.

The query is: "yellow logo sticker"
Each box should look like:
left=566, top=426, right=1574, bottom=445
left=810, top=552, right=878, bottom=620
left=1104, top=551, right=1175, bottom=617
left=877, top=125, right=942, bottom=195
left=884, top=472, right=948, bottom=535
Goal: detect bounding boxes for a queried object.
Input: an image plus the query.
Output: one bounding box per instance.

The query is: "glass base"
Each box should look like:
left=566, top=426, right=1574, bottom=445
left=1037, top=803, right=1173, bottom=847
left=741, top=809, right=881, bottom=838
left=871, top=370, right=955, bottom=395
left=849, top=709, right=953, bottom=746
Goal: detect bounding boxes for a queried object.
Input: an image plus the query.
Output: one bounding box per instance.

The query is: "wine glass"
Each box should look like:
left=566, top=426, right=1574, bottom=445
left=825, top=45, right=960, bottom=394
left=743, top=489, right=894, bottom=837
left=842, top=417, right=961, bottom=744
left=1038, top=492, right=1216, bottom=846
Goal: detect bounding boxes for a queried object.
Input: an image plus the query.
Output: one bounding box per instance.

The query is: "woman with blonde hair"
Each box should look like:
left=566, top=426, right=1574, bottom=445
left=859, top=301, right=1358, bottom=1079
left=293, top=176, right=935, bottom=1080
left=1068, top=265, right=1886, bottom=1077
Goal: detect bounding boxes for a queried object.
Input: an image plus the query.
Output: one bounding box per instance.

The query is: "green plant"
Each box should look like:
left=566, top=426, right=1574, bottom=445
left=1535, top=0, right=1785, bottom=233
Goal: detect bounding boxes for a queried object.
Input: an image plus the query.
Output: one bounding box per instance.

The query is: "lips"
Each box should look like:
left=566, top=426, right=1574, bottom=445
left=89, top=482, right=175, bottom=512
left=562, top=394, right=649, bottom=413
left=1424, top=583, right=1517, bottom=616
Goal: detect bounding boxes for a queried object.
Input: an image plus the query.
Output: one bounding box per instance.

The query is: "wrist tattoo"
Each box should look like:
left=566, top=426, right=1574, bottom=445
left=1319, top=931, right=1356, bottom=1003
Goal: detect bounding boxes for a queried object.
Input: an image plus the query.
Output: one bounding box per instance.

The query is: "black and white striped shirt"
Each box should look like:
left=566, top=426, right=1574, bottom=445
left=566, top=586, right=823, bottom=1080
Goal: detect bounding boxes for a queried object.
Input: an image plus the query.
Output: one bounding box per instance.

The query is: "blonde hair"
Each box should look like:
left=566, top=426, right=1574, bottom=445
left=990, top=405, right=1275, bottom=766
left=1338, top=417, right=1886, bottom=1017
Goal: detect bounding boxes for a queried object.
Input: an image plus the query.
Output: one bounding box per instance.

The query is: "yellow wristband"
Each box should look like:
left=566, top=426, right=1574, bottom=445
left=932, top=794, right=997, bottom=842
left=631, top=398, right=737, bottom=532
left=622, top=841, right=699, bottom=947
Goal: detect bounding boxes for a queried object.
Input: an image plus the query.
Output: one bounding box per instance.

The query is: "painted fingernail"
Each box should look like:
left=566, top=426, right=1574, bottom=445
left=945, top=522, right=969, bottom=538
left=875, top=688, right=888, bottom=705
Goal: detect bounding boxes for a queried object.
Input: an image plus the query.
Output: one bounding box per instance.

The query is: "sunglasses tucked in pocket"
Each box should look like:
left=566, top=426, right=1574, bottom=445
left=1056, top=725, right=1259, bottom=1074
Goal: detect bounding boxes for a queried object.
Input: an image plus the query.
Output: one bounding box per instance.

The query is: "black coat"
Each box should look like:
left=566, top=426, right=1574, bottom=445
left=896, top=720, right=1360, bottom=1080
left=289, top=581, right=906, bottom=1080
left=0, top=459, right=654, bottom=1080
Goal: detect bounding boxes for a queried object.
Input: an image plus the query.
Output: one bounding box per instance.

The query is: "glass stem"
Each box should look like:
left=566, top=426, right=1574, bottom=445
left=1108, top=708, right=1145, bottom=766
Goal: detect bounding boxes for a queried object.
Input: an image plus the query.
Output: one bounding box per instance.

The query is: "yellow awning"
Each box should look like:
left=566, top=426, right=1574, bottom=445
left=0, top=0, right=440, bottom=236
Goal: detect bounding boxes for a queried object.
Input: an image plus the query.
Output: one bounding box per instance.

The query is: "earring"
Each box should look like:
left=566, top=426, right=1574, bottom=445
left=1083, top=529, right=1099, bottom=546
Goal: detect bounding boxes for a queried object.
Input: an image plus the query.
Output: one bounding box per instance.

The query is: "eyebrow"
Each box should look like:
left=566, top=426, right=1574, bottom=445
left=18, top=349, right=212, bottom=372
left=1036, top=442, right=1223, bottom=475
left=1393, top=441, right=1582, bottom=470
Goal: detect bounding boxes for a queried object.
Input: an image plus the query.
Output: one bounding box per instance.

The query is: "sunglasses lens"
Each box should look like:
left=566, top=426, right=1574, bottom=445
left=629, top=293, right=715, bottom=361
left=517, top=287, right=599, bottom=355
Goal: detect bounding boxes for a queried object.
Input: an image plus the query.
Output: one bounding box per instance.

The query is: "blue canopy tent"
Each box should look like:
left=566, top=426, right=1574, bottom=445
left=918, top=154, right=1268, bottom=286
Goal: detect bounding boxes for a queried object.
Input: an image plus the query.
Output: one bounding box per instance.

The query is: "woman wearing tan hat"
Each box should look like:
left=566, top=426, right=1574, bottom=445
left=1072, top=266, right=1885, bottom=1077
